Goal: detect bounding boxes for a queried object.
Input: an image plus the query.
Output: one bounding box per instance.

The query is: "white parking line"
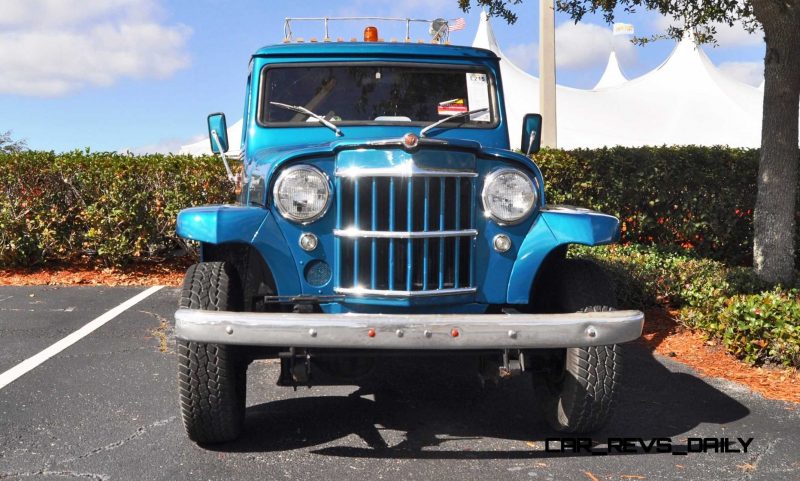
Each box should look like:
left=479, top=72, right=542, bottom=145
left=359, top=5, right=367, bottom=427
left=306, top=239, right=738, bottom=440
left=0, top=285, right=164, bottom=390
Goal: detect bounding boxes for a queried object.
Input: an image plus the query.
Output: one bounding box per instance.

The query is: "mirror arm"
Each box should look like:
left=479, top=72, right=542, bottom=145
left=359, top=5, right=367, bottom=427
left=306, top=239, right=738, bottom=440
left=525, top=131, right=537, bottom=157
left=211, top=129, right=239, bottom=184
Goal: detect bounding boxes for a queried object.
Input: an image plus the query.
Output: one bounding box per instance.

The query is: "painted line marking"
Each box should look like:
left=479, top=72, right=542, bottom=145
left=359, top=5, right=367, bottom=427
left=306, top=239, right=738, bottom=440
left=0, top=285, right=163, bottom=390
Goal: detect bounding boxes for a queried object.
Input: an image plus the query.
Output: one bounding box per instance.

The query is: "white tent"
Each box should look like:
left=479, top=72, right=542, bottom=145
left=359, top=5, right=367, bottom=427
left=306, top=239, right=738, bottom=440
left=594, top=51, right=628, bottom=90
left=473, top=12, right=769, bottom=149
left=179, top=119, right=243, bottom=156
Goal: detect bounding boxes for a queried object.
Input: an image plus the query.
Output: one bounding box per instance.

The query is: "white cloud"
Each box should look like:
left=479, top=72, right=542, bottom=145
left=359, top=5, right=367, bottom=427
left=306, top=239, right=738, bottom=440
left=555, top=22, right=635, bottom=71
left=0, top=0, right=190, bottom=96
left=718, top=61, right=764, bottom=86
left=505, top=23, right=637, bottom=75
left=713, top=23, right=763, bottom=48
left=653, top=15, right=763, bottom=49
left=505, top=42, right=538, bottom=72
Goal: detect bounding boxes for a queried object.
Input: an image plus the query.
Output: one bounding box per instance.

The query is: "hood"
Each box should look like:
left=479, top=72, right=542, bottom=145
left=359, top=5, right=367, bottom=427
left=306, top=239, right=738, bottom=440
left=249, top=135, right=482, bottom=181
left=245, top=134, right=543, bottom=195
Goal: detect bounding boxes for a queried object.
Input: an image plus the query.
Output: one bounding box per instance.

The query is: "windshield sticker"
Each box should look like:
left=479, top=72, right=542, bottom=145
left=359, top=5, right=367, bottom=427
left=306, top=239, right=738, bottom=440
left=438, top=98, right=468, bottom=116
left=466, top=73, right=490, bottom=122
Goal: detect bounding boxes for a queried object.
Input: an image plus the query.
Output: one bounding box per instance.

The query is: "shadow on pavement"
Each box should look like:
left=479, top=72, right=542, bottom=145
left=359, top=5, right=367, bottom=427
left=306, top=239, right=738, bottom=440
left=213, top=343, right=750, bottom=459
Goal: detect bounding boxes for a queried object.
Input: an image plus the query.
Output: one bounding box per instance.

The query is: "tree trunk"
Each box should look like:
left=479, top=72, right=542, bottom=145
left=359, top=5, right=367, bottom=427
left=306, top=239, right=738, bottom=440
left=752, top=0, right=800, bottom=285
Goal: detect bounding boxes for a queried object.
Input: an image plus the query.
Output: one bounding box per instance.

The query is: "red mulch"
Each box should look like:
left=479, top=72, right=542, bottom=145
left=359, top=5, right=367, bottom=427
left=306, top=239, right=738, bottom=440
left=1, top=262, right=797, bottom=403
left=0, top=258, right=190, bottom=287
left=640, top=308, right=799, bottom=404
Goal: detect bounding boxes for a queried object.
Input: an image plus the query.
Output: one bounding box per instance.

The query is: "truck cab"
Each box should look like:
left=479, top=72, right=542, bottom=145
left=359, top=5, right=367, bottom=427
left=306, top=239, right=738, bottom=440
left=174, top=22, right=643, bottom=444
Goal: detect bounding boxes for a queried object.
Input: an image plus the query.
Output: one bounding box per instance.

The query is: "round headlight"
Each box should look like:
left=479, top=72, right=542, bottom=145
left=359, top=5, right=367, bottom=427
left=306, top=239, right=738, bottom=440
left=273, top=165, right=330, bottom=223
left=481, top=168, right=537, bottom=224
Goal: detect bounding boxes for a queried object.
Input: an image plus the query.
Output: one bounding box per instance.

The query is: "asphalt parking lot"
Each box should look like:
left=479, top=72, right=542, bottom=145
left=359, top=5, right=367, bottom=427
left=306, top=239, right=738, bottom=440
left=0, top=286, right=798, bottom=481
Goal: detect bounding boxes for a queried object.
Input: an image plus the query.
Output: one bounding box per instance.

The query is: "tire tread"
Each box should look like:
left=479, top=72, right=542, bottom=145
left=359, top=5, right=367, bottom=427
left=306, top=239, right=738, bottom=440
left=177, top=262, right=245, bottom=444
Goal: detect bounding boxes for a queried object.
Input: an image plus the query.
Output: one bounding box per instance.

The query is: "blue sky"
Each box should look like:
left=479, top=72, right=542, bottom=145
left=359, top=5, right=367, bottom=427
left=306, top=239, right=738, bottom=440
left=0, top=0, right=765, bottom=153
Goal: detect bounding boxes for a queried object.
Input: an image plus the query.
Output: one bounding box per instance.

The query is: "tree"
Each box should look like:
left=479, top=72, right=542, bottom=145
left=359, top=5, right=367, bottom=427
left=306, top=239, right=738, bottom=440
left=0, top=131, right=27, bottom=153
left=460, top=0, right=800, bottom=285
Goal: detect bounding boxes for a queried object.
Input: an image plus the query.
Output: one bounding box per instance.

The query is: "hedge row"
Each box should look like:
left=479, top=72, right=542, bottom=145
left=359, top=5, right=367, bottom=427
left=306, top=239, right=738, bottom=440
left=0, top=150, right=233, bottom=266
left=1, top=146, right=796, bottom=269
left=574, top=244, right=799, bottom=367
left=534, top=146, right=800, bottom=267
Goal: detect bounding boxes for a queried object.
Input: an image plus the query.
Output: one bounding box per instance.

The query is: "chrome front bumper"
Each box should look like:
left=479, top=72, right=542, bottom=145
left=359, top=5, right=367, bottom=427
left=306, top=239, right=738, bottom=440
left=175, top=309, right=644, bottom=349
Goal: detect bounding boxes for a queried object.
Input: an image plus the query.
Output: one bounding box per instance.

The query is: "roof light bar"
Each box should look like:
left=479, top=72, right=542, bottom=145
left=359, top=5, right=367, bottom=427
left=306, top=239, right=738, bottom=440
left=283, top=16, right=452, bottom=44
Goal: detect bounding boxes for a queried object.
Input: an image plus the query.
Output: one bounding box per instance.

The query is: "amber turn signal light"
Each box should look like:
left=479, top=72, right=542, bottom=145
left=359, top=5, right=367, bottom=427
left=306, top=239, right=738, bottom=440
left=364, top=26, right=378, bottom=42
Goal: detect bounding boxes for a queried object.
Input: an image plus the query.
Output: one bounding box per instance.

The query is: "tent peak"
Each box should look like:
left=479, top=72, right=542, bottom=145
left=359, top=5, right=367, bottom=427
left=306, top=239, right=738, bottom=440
left=594, top=51, right=628, bottom=90
left=473, top=9, right=502, bottom=55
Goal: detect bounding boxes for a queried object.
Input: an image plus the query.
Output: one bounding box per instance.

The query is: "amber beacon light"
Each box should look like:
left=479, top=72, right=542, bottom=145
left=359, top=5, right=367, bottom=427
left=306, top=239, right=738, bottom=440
left=364, top=26, right=379, bottom=42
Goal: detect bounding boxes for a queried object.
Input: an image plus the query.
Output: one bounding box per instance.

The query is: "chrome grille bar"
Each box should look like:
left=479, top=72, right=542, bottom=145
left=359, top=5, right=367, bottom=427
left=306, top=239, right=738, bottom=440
left=438, top=177, right=445, bottom=289
left=454, top=179, right=461, bottom=288
left=353, top=178, right=360, bottom=287
left=423, top=178, right=430, bottom=291
left=406, top=177, right=413, bottom=291
left=469, top=177, right=477, bottom=287
left=371, top=177, right=378, bottom=289
left=334, top=287, right=477, bottom=298
left=334, top=229, right=478, bottom=239
left=389, top=177, right=396, bottom=290
left=337, top=164, right=478, bottom=178
left=334, top=176, right=342, bottom=288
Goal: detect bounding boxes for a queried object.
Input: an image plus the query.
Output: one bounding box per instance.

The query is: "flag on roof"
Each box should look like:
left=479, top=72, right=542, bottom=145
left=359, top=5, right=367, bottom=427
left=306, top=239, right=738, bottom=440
left=449, top=18, right=466, bottom=32
left=613, top=23, right=634, bottom=36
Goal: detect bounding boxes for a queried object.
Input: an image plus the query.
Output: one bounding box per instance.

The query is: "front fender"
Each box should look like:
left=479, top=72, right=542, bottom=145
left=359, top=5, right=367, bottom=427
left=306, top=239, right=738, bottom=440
left=507, top=207, right=620, bottom=304
left=176, top=205, right=301, bottom=295
left=176, top=205, right=267, bottom=244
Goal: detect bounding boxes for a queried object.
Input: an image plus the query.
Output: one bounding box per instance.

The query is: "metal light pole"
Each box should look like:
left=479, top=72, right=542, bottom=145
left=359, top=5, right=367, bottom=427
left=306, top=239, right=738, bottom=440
left=539, top=0, right=557, bottom=148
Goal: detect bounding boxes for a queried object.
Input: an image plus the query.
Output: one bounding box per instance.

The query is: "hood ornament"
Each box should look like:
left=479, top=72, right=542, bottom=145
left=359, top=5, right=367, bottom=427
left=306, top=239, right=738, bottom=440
left=402, top=132, right=419, bottom=149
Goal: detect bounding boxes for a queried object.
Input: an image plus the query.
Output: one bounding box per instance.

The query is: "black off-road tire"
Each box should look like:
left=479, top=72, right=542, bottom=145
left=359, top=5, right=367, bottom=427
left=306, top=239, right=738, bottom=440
left=535, top=259, right=622, bottom=433
left=177, top=262, right=246, bottom=444
left=551, top=258, right=617, bottom=312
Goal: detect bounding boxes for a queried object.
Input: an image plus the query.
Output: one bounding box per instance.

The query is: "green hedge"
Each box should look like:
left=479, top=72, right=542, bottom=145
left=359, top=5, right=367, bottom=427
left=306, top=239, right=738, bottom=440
left=574, top=244, right=799, bottom=367
left=0, top=150, right=233, bottom=266
left=1, top=146, right=796, bottom=270
left=534, top=146, right=800, bottom=267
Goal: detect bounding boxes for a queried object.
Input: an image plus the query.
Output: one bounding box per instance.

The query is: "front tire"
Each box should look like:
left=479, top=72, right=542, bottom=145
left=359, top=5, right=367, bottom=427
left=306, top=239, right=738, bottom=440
left=534, top=259, right=623, bottom=433
left=177, top=262, right=246, bottom=444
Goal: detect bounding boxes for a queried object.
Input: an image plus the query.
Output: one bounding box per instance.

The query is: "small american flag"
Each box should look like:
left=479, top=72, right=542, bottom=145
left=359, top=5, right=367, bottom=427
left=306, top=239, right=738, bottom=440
left=449, top=17, right=466, bottom=32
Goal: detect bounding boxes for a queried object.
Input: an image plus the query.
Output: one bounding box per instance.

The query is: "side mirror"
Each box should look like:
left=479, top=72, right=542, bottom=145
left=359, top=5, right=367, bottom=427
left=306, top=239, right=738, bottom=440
left=207, top=112, right=229, bottom=154
left=521, top=113, right=542, bottom=156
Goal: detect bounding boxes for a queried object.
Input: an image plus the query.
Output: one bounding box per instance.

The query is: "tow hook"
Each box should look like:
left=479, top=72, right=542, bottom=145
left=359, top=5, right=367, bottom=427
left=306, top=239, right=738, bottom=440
left=278, top=347, right=312, bottom=390
left=478, top=349, right=527, bottom=386
left=500, top=349, right=526, bottom=378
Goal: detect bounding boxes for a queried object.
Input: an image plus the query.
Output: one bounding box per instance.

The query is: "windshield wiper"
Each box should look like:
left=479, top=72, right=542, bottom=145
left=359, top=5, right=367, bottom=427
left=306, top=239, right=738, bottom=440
left=419, top=108, right=490, bottom=137
left=269, top=101, right=343, bottom=137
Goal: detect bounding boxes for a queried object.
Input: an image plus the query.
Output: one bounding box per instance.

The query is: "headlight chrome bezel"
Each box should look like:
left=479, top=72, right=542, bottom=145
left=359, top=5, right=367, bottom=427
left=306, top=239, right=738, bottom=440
left=273, top=165, right=331, bottom=224
left=481, top=168, right=538, bottom=225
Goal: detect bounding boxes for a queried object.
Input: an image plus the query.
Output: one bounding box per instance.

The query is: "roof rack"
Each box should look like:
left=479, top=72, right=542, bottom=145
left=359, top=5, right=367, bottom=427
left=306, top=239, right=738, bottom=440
left=283, top=17, right=451, bottom=44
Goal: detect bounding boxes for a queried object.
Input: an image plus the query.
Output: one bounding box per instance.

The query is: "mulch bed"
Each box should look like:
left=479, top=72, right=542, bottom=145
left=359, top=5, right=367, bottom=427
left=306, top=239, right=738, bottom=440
left=1, top=262, right=797, bottom=404
left=640, top=308, right=798, bottom=405
left=0, top=258, right=190, bottom=287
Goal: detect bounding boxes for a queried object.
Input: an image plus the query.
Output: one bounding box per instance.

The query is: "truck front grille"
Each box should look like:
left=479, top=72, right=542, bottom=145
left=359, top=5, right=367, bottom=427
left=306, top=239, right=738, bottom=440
left=334, top=169, right=477, bottom=297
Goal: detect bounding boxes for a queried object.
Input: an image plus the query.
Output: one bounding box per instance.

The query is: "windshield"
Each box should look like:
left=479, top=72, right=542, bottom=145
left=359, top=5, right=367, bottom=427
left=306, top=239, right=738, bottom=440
left=259, top=64, right=495, bottom=127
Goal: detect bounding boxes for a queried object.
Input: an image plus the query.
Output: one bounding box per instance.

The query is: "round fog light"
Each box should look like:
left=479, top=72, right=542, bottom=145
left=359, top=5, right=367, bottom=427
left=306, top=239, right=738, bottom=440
left=305, top=260, right=332, bottom=287
left=299, top=232, right=318, bottom=251
left=493, top=234, right=512, bottom=252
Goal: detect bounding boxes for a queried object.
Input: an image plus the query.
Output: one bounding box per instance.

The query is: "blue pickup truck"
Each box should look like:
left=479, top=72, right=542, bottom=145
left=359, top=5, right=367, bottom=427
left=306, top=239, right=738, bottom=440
left=174, top=21, right=643, bottom=444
